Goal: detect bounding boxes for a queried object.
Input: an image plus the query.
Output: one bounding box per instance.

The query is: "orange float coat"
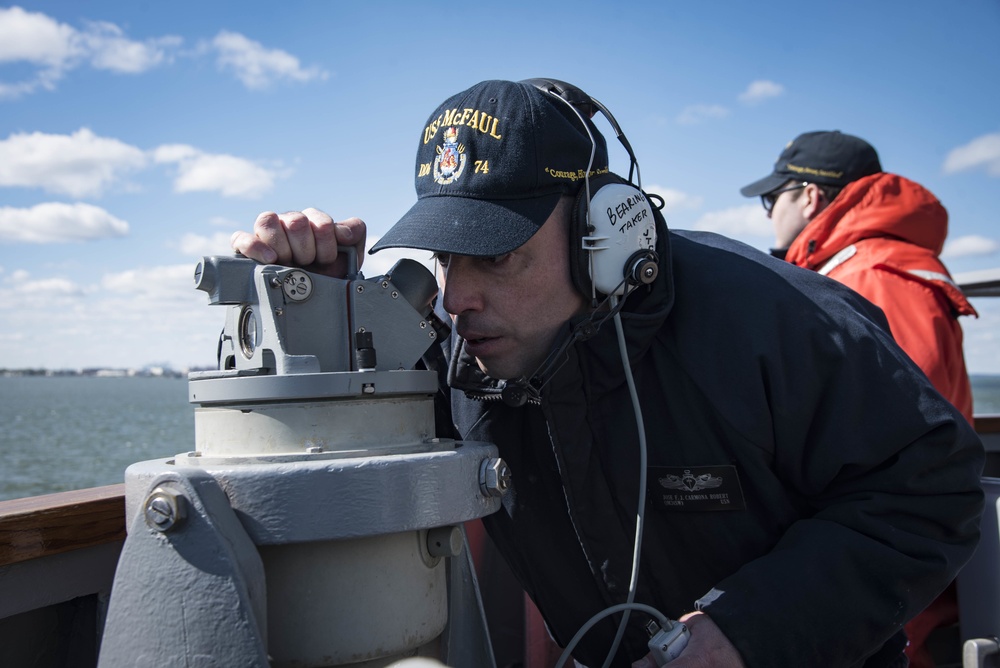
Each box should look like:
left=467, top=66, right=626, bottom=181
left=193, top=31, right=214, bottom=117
left=784, top=172, right=977, bottom=422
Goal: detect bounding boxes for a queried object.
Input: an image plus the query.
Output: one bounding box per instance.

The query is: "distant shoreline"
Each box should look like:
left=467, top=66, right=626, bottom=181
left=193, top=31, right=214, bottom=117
left=0, top=367, right=214, bottom=379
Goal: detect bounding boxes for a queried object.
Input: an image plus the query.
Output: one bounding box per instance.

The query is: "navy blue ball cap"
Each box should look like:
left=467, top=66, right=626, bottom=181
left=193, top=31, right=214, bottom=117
left=740, top=130, right=883, bottom=197
left=370, top=79, right=609, bottom=257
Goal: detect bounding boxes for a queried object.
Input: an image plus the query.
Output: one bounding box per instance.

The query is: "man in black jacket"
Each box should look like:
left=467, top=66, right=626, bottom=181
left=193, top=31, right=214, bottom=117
left=232, top=79, right=984, bottom=667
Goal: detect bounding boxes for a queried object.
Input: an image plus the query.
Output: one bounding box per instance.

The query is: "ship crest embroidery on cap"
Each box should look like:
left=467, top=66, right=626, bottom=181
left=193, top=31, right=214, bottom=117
left=433, top=126, right=467, bottom=185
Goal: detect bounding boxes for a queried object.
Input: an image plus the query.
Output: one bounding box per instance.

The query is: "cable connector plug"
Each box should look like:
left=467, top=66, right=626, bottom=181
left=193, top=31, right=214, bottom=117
left=644, top=619, right=690, bottom=665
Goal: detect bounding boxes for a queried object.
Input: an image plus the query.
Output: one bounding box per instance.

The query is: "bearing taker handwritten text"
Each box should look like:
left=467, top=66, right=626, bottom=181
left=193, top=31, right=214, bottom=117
left=607, top=191, right=649, bottom=233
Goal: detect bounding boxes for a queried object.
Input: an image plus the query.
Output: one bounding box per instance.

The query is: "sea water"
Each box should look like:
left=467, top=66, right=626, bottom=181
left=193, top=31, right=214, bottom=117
left=1, top=374, right=999, bottom=502
left=1, top=375, right=193, bottom=501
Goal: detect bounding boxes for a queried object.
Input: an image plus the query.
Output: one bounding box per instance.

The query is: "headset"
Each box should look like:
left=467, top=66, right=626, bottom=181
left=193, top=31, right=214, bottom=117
left=498, top=79, right=664, bottom=409
left=522, top=78, right=660, bottom=305
left=515, top=79, right=688, bottom=668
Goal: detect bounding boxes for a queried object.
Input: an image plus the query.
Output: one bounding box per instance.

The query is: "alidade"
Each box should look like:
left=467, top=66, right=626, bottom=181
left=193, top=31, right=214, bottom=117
left=100, top=252, right=503, bottom=668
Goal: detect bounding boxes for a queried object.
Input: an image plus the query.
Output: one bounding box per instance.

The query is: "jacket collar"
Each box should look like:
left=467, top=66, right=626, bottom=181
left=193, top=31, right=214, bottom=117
left=785, top=172, right=948, bottom=269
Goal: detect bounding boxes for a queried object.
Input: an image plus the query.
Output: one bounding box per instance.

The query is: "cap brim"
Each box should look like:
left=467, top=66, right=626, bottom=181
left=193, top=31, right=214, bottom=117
left=740, top=173, right=789, bottom=198
left=370, top=192, right=562, bottom=257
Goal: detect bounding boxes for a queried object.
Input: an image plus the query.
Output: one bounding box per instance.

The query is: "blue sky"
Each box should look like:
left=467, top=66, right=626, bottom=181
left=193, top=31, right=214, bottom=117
left=1, top=0, right=999, bottom=374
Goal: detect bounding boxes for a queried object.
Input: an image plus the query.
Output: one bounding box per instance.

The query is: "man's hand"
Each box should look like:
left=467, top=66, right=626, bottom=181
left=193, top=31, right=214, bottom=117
left=230, top=208, right=367, bottom=278
left=631, top=612, right=745, bottom=668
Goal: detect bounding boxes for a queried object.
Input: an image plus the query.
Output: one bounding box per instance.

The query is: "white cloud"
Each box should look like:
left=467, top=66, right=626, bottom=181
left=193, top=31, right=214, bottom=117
left=209, top=215, right=244, bottom=228
left=0, top=9, right=324, bottom=100
left=0, top=129, right=286, bottom=200
left=738, top=80, right=785, bottom=105
left=943, top=133, right=1000, bottom=176
left=152, top=143, right=281, bottom=198
left=942, top=234, right=1000, bottom=259
left=152, top=144, right=199, bottom=163
left=0, top=6, right=77, bottom=67
left=692, top=204, right=772, bottom=238
left=643, top=184, right=703, bottom=212
left=0, top=79, right=48, bottom=99
left=0, top=6, right=181, bottom=99
left=80, top=20, right=182, bottom=74
left=0, top=128, right=147, bottom=197
left=677, top=104, right=730, bottom=125
left=0, top=202, right=129, bottom=243
left=0, top=263, right=225, bottom=369
left=179, top=231, right=238, bottom=257
left=174, top=155, right=276, bottom=197
left=211, top=30, right=328, bottom=90
left=0, top=269, right=85, bottom=302
left=102, top=264, right=200, bottom=301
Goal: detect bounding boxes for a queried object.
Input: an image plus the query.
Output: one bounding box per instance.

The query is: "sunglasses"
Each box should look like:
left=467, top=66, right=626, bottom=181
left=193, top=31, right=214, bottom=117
left=761, top=182, right=808, bottom=214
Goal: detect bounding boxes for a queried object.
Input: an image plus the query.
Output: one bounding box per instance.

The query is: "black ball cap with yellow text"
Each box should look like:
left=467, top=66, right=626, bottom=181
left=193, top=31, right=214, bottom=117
left=370, top=79, right=609, bottom=257
left=740, top=130, right=883, bottom=197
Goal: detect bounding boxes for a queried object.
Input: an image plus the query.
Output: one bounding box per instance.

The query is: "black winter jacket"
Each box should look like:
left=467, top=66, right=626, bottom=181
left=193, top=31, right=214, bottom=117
left=437, top=224, right=984, bottom=667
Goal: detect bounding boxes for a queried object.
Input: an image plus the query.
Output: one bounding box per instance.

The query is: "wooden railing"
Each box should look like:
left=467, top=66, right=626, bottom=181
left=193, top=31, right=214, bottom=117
left=0, top=484, right=125, bottom=567
left=977, top=415, right=1000, bottom=435
left=1, top=415, right=998, bottom=570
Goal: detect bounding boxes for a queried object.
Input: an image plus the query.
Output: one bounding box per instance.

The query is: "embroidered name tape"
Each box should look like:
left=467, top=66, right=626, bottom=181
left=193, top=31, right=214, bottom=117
left=647, top=465, right=746, bottom=512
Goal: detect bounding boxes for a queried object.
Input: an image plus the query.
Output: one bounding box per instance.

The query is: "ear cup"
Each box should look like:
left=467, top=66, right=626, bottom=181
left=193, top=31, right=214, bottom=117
left=571, top=173, right=658, bottom=299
